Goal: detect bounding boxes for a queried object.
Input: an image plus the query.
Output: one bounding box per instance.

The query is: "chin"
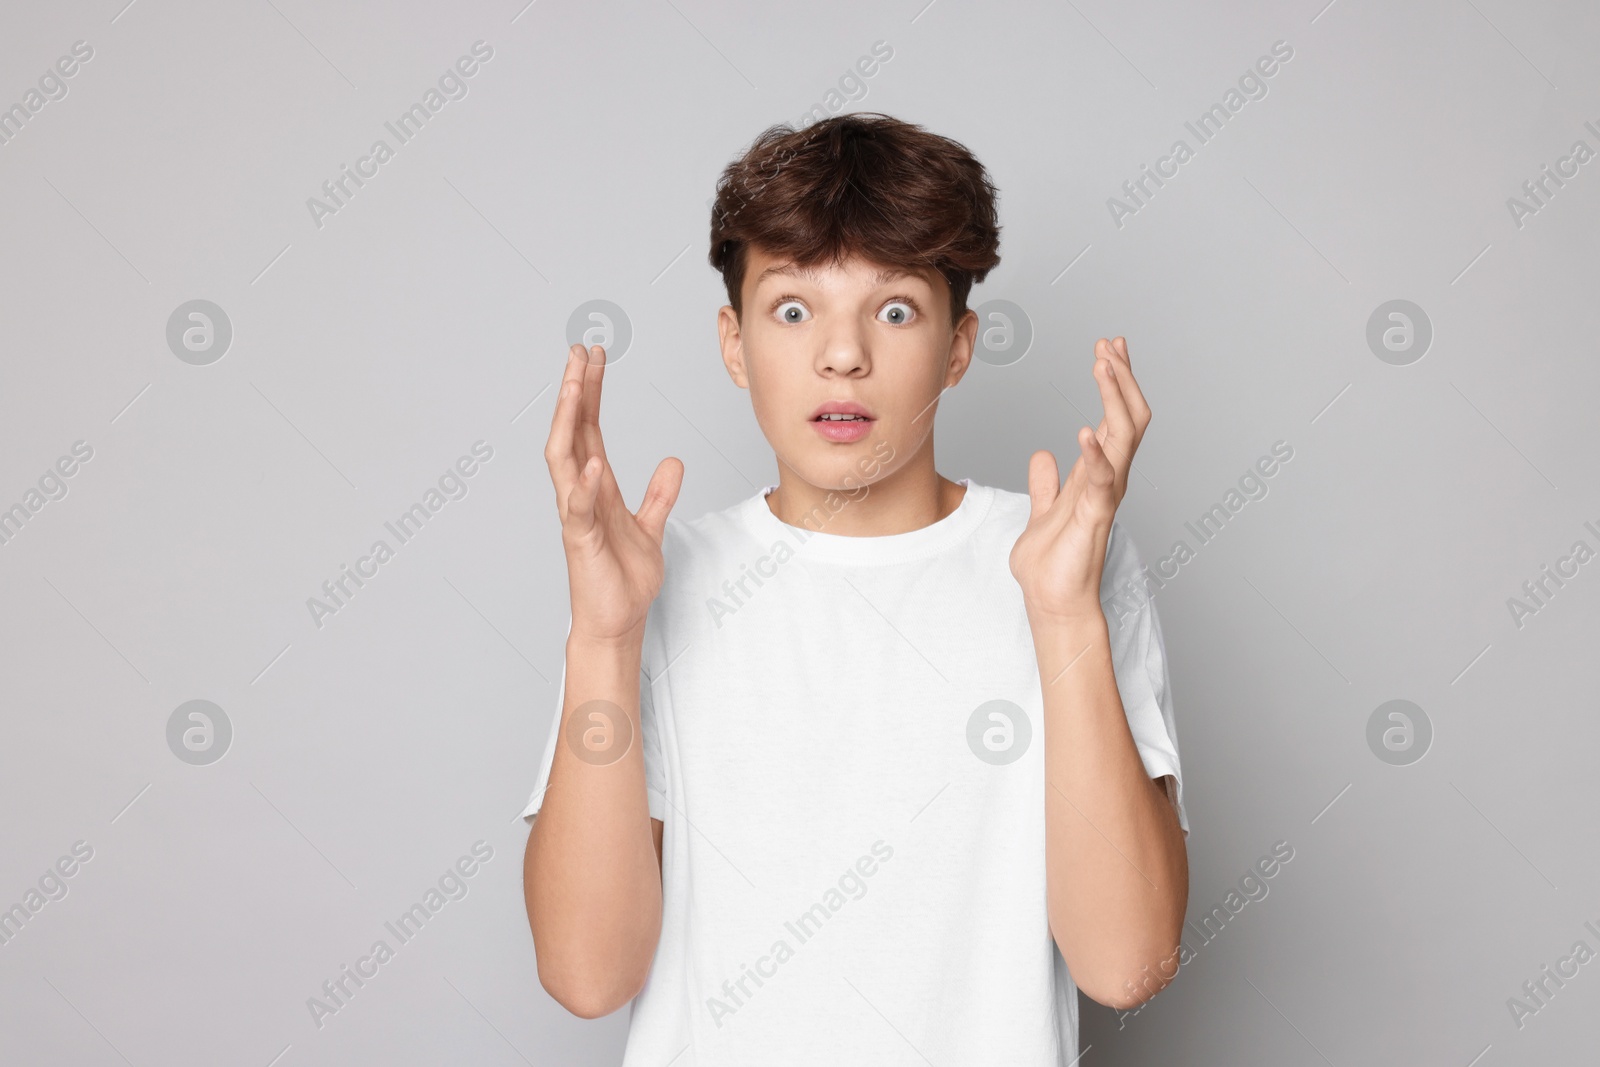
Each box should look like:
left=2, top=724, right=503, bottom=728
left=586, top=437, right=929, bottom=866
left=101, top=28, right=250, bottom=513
left=787, top=441, right=897, bottom=494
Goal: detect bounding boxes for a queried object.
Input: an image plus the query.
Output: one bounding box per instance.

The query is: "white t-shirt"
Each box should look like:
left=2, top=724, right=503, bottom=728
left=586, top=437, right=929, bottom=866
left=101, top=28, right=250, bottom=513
left=522, top=478, right=1188, bottom=1065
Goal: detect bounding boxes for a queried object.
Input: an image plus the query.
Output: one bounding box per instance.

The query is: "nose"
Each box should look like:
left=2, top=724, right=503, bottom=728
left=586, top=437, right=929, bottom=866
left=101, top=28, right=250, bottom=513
left=815, top=319, right=870, bottom=378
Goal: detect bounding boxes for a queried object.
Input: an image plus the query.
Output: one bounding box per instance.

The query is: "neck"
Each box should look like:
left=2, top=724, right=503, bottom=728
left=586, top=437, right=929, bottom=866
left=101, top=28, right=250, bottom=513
left=766, top=450, right=965, bottom=537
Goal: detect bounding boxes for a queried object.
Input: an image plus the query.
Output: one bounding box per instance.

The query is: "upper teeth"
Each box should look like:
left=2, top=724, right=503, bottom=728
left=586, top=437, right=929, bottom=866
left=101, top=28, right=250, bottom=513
left=820, top=414, right=865, bottom=421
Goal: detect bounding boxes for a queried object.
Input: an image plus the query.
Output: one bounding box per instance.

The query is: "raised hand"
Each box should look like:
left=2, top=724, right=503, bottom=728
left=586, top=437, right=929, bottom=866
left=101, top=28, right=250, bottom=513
left=1009, top=336, right=1150, bottom=625
left=545, top=344, right=684, bottom=644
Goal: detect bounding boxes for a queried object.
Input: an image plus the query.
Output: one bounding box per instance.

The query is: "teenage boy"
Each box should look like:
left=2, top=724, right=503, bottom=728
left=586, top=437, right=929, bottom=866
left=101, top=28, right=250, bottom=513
left=522, top=113, right=1188, bottom=1064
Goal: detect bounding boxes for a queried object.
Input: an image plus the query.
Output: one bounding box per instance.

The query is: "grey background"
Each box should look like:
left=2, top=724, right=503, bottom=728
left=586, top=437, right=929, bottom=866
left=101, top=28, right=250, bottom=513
left=1, top=0, right=1596, bottom=1064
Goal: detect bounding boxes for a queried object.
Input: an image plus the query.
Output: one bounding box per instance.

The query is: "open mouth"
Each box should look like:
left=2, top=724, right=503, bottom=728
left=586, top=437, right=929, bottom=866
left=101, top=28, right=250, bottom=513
left=810, top=407, right=875, bottom=441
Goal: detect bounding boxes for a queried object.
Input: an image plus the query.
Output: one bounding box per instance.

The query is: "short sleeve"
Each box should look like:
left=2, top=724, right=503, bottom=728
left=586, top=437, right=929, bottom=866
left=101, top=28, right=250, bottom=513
left=519, top=618, right=668, bottom=825
left=1100, top=522, right=1190, bottom=837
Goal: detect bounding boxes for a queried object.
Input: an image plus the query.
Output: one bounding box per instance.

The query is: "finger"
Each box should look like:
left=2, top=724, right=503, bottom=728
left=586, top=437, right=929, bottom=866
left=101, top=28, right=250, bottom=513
left=577, top=344, right=610, bottom=467
left=1081, top=425, right=1117, bottom=486
left=1062, top=447, right=1117, bottom=567
left=634, top=456, right=685, bottom=543
left=1075, top=425, right=1120, bottom=524
left=545, top=346, right=590, bottom=515
left=1093, top=344, right=1135, bottom=446
left=1025, top=449, right=1060, bottom=523
left=1039, top=443, right=1093, bottom=538
left=1083, top=337, right=1124, bottom=444
left=565, top=453, right=604, bottom=541
left=1105, top=335, right=1151, bottom=430
left=1091, top=346, right=1137, bottom=484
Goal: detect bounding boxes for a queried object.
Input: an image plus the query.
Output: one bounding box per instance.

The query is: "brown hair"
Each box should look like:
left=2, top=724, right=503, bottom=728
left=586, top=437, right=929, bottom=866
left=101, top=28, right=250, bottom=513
left=708, top=113, right=1001, bottom=329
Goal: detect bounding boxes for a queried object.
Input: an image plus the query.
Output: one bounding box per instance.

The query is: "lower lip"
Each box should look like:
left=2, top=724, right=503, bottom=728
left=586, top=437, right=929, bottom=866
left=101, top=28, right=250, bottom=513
left=811, top=417, right=874, bottom=442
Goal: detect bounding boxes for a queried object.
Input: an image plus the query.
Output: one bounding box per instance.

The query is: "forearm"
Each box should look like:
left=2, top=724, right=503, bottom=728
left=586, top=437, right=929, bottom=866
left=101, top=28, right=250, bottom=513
left=524, top=629, right=662, bottom=1016
left=1034, top=611, right=1188, bottom=1009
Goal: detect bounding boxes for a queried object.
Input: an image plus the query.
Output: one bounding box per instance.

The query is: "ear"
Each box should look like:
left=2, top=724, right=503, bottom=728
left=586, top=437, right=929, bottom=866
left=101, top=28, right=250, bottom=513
left=717, top=305, right=749, bottom=389
left=945, top=307, right=978, bottom=389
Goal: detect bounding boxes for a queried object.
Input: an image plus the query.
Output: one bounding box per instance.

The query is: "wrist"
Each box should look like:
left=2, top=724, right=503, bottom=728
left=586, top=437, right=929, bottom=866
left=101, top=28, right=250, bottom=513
left=567, top=622, right=646, bottom=654
left=1024, top=602, right=1108, bottom=636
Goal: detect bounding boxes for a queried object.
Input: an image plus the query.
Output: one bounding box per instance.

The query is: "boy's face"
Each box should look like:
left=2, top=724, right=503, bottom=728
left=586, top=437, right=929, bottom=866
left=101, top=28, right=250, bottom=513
left=717, top=243, right=978, bottom=492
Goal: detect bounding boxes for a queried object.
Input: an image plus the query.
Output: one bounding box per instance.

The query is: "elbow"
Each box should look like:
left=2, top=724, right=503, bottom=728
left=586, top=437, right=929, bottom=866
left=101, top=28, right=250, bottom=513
left=548, top=987, right=628, bottom=1021
left=529, top=920, right=657, bottom=1017
left=537, top=963, right=644, bottom=1019
left=1071, top=937, right=1185, bottom=1011
left=1080, top=971, right=1170, bottom=1011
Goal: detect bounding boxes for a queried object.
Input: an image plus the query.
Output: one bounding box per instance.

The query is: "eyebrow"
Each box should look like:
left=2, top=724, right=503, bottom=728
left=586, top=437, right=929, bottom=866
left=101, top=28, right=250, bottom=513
left=753, top=262, right=923, bottom=289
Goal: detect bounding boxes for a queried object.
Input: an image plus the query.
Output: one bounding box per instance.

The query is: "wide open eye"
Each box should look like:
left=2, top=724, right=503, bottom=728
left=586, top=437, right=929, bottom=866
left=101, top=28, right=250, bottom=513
left=878, top=299, right=917, bottom=325
left=775, top=299, right=810, bottom=324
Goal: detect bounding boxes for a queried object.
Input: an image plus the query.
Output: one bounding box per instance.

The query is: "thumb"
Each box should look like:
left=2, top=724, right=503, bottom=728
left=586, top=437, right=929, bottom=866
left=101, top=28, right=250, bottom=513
left=1026, top=450, right=1059, bottom=523
left=634, top=456, right=684, bottom=542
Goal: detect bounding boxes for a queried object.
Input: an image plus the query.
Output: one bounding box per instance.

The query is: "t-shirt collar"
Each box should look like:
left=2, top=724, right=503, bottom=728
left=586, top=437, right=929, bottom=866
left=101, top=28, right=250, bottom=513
left=738, top=478, right=993, bottom=564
